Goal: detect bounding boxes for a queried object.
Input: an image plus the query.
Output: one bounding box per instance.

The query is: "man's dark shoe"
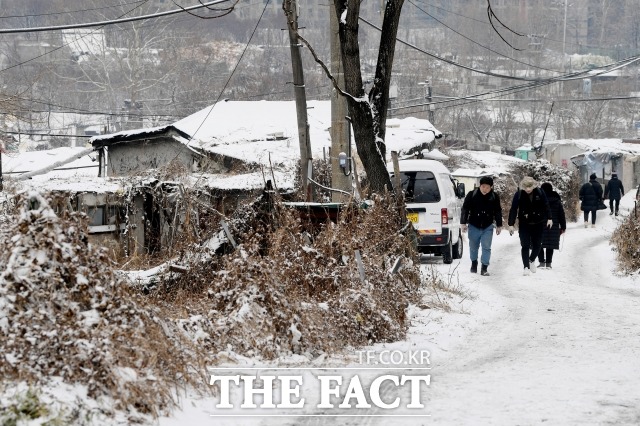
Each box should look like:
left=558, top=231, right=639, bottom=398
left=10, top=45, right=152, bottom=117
left=546, top=263, right=552, bottom=269
left=470, top=260, right=478, bottom=273
left=481, top=264, right=489, bottom=276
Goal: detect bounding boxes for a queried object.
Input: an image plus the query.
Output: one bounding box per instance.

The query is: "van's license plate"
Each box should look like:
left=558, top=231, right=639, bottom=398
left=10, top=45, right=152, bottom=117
left=406, top=212, right=418, bottom=223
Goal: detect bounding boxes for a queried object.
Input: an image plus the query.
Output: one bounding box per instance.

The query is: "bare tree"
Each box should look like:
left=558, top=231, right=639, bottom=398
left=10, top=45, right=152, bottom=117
left=282, top=1, right=405, bottom=194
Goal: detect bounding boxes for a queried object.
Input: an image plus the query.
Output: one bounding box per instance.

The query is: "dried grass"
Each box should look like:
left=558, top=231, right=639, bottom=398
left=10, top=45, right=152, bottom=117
left=611, top=208, right=640, bottom=273
left=147, top=192, right=423, bottom=359
left=0, top=186, right=458, bottom=420
left=0, top=193, right=204, bottom=417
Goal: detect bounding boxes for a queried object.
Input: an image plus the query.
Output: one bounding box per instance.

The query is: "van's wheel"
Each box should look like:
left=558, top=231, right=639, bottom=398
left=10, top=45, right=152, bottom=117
left=452, top=230, right=463, bottom=259
left=442, top=237, right=453, bottom=264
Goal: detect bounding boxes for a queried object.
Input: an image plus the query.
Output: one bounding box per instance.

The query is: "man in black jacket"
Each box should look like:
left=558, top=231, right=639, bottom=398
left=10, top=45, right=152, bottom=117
left=604, top=173, right=625, bottom=216
left=461, top=176, right=503, bottom=276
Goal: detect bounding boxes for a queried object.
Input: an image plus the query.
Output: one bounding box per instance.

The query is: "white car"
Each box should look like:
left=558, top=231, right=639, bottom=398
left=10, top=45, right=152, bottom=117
left=388, top=159, right=466, bottom=263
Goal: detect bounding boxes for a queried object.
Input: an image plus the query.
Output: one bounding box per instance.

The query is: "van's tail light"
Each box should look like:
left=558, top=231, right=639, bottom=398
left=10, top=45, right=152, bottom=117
left=441, top=208, right=449, bottom=224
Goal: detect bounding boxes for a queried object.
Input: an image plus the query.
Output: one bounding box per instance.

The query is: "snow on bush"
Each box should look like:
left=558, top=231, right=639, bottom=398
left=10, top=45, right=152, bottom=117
left=501, top=159, right=581, bottom=222
left=0, top=193, right=204, bottom=417
left=149, top=193, right=422, bottom=360
left=611, top=212, right=640, bottom=273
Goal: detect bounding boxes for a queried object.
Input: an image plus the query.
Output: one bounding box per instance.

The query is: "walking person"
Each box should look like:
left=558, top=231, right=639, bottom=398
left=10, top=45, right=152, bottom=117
left=507, top=176, right=552, bottom=276
left=461, top=176, right=503, bottom=276
left=579, top=173, right=604, bottom=228
left=604, top=173, right=624, bottom=216
left=537, top=182, right=566, bottom=269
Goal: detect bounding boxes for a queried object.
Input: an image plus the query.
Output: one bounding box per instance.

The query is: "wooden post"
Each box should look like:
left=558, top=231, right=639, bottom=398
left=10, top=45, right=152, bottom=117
left=391, top=151, right=405, bottom=218
left=354, top=249, right=366, bottom=285
left=284, top=0, right=313, bottom=201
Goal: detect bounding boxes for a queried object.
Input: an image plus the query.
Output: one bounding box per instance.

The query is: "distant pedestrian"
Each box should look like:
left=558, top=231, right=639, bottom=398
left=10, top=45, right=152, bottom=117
left=579, top=173, right=604, bottom=228
left=461, top=176, right=503, bottom=276
left=604, top=173, right=624, bottom=216
left=537, top=182, right=566, bottom=269
left=507, top=176, right=552, bottom=276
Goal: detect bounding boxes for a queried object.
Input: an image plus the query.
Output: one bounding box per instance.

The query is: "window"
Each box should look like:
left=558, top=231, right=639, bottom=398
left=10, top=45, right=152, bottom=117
left=399, top=171, right=441, bottom=203
left=86, top=205, right=125, bottom=233
left=87, top=206, right=105, bottom=226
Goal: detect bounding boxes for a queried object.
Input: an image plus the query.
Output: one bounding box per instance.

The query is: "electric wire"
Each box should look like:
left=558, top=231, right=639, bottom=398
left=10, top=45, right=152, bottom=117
left=407, top=0, right=563, bottom=74
left=0, top=1, right=148, bottom=20
left=186, top=0, right=270, bottom=144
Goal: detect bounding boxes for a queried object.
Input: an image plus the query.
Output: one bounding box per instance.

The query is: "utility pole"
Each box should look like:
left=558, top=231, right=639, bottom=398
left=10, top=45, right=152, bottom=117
left=330, top=0, right=351, bottom=202
left=427, top=80, right=434, bottom=124
left=0, top=145, right=3, bottom=192
left=284, top=0, right=313, bottom=201
left=419, top=80, right=434, bottom=124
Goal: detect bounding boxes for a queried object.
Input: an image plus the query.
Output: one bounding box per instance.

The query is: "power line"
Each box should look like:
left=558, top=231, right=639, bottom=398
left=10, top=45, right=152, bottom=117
left=412, top=0, right=623, bottom=53
left=2, top=131, right=93, bottom=138
left=361, top=15, right=640, bottom=84
left=407, top=0, right=562, bottom=74
left=187, top=0, right=271, bottom=143
left=0, top=1, right=148, bottom=20
left=0, top=0, right=234, bottom=34
left=0, top=1, right=152, bottom=73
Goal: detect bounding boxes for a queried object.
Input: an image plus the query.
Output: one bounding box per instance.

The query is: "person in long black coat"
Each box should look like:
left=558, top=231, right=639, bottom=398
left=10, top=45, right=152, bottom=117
left=537, top=182, right=566, bottom=269
left=579, top=173, right=603, bottom=228
left=604, top=173, right=625, bottom=216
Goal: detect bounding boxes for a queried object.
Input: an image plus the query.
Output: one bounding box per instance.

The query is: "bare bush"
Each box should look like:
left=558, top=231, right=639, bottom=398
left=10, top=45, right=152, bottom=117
left=0, top=193, right=205, bottom=417
left=611, top=209, right=640, bottom=273
left=147, top=192, right=422, bottom=359
left=500, top=159, right=581, bottom=222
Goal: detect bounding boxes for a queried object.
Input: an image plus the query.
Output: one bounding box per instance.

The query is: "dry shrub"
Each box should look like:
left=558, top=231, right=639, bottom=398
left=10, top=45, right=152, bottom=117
left=611, top=209, right=640, bottom=273
left=0, top=193, right=205, bottom=417
left=147, top=192, right=422, bottom=359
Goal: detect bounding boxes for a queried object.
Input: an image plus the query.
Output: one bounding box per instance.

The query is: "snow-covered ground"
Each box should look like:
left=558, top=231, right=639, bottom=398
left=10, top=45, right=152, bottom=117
left=3, top=144, right=640, bottom=425
left=153, top=190, right=640, bottom=425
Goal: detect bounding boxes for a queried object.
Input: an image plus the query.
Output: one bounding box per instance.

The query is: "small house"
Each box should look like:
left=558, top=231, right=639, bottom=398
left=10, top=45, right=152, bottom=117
left=451, top=168, right=494, bottom=190
left=514, top=144, right=536, bottom=161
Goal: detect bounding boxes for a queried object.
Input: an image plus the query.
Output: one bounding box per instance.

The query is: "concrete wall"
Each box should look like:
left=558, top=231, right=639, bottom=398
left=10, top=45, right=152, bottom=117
left=542, top=143, right=583, bottom=170
left=106, top=138, right=223, bottom=177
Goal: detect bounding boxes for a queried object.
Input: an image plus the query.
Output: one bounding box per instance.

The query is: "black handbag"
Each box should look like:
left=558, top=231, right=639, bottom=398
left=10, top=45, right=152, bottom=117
left=589, top=182, right=607, bottom=210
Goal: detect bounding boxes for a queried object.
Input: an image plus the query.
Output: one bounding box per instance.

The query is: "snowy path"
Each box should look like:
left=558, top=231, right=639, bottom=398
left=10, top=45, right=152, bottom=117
left=158, top=196, right=640, bottom=426
left=418, top=215, right=640, bottom=425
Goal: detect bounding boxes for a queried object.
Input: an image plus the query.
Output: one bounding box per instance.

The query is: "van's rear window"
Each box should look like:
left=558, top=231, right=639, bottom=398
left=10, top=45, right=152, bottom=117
left=398, top=171, right=441, bottom=203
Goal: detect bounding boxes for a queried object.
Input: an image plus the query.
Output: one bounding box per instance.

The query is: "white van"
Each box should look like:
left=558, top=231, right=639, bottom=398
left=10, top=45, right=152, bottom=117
left=387, top=159, right=466, bottom=263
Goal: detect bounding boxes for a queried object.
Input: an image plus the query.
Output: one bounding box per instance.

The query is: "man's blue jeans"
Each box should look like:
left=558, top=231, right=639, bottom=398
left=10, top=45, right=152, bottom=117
left=468, top=224, right=494, bottom=266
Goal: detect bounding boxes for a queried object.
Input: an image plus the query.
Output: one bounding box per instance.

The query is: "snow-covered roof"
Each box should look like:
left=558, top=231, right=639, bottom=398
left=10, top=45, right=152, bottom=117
left=90, top=125, right=186, bottom=143
left=448, top=149, right=525, bottom=176
left=87, top=100, right=443, bottom=189
left=2, top=147, right=98, bottom=179
left=451, top=168, right=494, bottom=178
left=515, top=144, right=534, bottom=151
left=543, top=138, right=640, bottom=156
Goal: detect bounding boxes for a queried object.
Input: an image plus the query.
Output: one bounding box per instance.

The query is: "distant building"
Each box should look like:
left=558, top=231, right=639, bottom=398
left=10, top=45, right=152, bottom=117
left=514, top=144, right=536, bottom=161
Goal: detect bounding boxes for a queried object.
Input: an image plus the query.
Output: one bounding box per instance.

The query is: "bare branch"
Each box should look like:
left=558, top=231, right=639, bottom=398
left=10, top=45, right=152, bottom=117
left=281, top=1, right=361, bottom=104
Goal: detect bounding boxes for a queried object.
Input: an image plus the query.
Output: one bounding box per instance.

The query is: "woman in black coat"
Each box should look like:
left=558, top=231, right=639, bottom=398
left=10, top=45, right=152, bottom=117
left=579, top=173, right=603, bottom=227
left=537, top=182, right=566, bottom=269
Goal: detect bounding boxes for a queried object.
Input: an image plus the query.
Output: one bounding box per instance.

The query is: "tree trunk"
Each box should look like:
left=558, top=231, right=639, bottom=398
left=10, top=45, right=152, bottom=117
left=333, top=0, right=404, bottom=194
